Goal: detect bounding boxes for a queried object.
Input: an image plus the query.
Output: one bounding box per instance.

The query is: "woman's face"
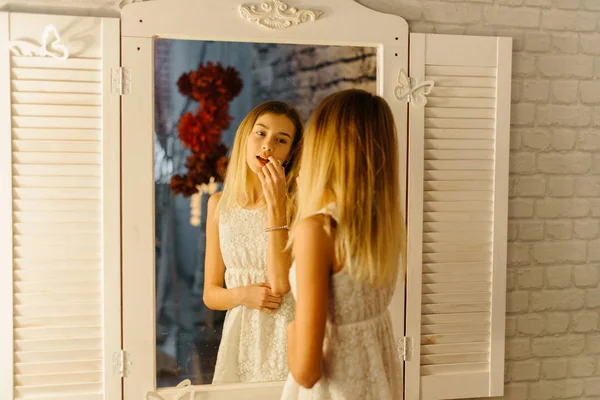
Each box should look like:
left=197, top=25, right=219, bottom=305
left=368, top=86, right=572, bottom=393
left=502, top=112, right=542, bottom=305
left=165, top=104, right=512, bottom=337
left=246, top=112, right=296, bottom=175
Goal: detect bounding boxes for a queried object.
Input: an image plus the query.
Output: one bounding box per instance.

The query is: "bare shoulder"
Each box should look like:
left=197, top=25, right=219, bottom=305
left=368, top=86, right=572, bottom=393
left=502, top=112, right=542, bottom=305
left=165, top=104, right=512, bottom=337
left=207, top=192, right=223, bottom=221
left=207, top=191, right=223, bottom=209
left=294, top=214, right=335, bottom=278
left=295, top=214, right=334, bottom=252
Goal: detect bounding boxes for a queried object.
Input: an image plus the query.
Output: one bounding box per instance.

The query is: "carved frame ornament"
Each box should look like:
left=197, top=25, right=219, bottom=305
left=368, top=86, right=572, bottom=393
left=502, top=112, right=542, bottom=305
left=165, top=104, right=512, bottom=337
left=238, top=0, right=323, bottom=29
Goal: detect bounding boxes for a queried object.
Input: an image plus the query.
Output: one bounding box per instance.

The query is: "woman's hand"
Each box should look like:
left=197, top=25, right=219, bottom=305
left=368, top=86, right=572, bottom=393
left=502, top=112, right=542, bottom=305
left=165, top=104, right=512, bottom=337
left=258, top=156, right=287, bottom=218
left=239, top=282, right=282, bottom=313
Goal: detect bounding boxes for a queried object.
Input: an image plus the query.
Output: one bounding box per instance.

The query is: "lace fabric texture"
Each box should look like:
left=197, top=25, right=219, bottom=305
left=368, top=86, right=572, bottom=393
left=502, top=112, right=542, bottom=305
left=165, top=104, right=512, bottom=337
left=212, top=206, right=294, bottom=384
left=281, top=207, right=403, bottom=400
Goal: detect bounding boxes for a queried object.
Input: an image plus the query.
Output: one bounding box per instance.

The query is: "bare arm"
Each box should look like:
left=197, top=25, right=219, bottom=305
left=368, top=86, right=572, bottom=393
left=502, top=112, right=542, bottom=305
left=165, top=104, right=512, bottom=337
left=203, top=193, right=282, bottom=312
left=266, top=205, right=292, bottom=295
left=260, top=157, right=292, bottom=295
left=203, top=192, right=243, bottom=310
left=287, top=215, right=332, bottom=388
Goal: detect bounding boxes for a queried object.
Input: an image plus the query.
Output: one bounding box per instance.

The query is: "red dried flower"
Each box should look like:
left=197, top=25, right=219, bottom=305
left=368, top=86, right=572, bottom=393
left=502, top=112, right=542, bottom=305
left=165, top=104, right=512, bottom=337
left=177, top=73, right=193, bottom=96
left=170, top=62, right=242, bottom=197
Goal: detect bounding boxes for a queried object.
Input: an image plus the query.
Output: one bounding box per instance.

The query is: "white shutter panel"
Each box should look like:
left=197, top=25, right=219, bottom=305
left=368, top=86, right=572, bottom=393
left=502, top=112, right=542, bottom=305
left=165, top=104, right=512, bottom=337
left=405, top=33, right=511, bottom=400
left=0, top=13, right=121, bottom=400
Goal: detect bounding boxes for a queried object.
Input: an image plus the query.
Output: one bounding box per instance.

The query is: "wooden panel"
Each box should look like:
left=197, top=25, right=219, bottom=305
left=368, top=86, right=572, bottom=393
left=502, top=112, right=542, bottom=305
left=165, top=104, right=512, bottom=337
left=5, top=13, right=122, bottom=400
left=424, top=34, right=498, bottom=67
left=405, top=33, right=512, bottom=400
left=0, top=11, right=14, bottom=397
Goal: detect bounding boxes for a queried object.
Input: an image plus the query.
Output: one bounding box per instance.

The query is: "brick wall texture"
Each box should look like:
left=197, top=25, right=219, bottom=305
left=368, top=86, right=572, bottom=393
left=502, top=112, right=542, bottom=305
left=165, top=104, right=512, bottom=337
left=251, top=43, right=377, bottom=121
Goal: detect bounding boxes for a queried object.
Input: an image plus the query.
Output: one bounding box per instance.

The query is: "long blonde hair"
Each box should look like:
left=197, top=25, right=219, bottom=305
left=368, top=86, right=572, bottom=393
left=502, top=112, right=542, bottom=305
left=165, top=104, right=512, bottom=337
left=291, top=89, right=404, bottom=287
left=218, top=101, right=304, bottom=221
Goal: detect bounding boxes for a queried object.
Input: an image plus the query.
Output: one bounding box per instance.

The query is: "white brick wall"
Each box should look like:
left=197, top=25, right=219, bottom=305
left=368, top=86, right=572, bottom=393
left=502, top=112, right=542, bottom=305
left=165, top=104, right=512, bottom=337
left=2, top=0, right=598, bottom=399
left=355, top=0, right=600, bottom=398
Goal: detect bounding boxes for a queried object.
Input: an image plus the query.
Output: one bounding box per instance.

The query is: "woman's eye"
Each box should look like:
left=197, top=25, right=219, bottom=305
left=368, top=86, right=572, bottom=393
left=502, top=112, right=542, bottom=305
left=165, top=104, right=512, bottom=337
left=277, top=139, right=287, bottom=144
left=256, top=131, right=265, bottom=136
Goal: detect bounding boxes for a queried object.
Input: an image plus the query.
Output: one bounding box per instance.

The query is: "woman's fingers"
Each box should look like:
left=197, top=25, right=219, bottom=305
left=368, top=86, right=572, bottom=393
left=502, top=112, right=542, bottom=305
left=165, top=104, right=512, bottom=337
left=263, top=162, right=278, bottom=181
left=259, top=158, right=285, bottom=200
left=268, top=157, right=285, bottom=177
left=268, top=294, right=282, bottom=303
left=264, top=301, right=281, bottom=309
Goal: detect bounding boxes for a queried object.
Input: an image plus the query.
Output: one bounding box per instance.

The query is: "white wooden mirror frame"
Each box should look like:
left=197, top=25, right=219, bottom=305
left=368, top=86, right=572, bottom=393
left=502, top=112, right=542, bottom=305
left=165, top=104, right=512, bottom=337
left=120, top=1, right=410, bottom=398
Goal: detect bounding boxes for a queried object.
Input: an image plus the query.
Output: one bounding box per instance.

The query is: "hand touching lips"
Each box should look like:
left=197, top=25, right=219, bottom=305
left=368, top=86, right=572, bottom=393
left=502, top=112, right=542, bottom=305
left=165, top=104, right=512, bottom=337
left=256, top=155, right=282, bottom=168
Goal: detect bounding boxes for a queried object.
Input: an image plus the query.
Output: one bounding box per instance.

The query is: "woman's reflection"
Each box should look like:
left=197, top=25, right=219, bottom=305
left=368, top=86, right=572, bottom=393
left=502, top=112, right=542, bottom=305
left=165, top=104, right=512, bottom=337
left=203, top=101, right=304, bottom=383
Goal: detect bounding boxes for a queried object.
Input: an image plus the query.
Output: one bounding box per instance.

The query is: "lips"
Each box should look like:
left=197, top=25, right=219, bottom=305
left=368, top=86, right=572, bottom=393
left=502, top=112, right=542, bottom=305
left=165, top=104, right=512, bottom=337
left=256, top=156, right=269, bottom=167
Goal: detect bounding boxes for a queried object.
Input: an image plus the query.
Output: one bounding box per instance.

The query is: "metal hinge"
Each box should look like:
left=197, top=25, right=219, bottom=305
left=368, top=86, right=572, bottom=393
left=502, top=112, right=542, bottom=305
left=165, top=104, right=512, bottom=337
left=113, top=350, right=131, bottom=377
left=398, top=336, right=413, bottom=361
left=111, top=67, right=131, bottom=95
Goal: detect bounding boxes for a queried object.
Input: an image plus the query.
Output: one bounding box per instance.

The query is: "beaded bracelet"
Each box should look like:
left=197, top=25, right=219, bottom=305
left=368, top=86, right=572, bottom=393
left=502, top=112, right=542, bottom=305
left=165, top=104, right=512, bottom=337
left=264, top=225, right=289, bottom=232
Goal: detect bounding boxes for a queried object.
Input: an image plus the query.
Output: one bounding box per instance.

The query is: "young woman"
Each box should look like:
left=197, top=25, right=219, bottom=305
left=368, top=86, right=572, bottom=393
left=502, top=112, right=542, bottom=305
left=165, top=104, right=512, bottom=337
left=204, top=101, right=303, bottom=384
left=282, top=89, right=404, bottom=399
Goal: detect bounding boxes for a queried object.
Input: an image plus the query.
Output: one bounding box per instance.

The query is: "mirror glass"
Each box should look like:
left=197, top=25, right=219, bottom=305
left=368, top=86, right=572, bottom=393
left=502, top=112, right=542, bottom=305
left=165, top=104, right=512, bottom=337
left=153, top=38, right=376, bottom=387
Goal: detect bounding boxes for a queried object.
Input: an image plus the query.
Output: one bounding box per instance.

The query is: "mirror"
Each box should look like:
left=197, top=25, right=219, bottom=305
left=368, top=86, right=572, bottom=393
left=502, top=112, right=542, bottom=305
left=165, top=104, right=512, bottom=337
left=121, top=1, right=408, bottom=397
left=153, top=38, right=377, bottom=387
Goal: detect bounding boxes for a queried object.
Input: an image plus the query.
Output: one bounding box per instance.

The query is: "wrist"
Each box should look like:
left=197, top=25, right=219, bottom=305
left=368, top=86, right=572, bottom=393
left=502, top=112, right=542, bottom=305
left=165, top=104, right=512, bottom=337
left=267, top=205, right=287, bottom=225
left=232, top=286, right=245, bottom=307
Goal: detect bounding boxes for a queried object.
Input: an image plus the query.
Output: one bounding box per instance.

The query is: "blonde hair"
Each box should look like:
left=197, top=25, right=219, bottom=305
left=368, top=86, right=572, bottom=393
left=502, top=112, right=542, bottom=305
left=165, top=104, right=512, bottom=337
left=291, top=89, right=405, bottom=287
left=218, top=101, right=304, bottom=221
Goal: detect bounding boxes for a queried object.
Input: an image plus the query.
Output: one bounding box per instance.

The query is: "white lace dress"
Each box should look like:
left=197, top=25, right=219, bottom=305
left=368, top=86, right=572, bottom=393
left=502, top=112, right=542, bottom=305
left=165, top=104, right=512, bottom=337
left=281, top=208, right=403, bottom=400
left=212, top=205, right=294, bottom=384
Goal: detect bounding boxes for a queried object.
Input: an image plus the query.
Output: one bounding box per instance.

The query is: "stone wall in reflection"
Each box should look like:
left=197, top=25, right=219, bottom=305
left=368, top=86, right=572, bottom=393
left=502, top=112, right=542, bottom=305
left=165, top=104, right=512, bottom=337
left=252, top=44, right=377, bottom=121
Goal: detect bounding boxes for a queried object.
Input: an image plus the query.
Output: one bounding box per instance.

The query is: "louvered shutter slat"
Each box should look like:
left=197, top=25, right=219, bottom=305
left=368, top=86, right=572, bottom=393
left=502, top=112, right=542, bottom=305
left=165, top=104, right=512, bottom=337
left=11, top=56, right=102, bottom=69
left=11, top=68, right=101, bottom=82
left=15, top=294, right=102, bottom=308
left=11, top=80, right=101, bottom=94
left=12, top=105, right=101, bottom=118
left=15, top=359, right=102, bottom=375
left=13, top=164, right=101, bottom=176
left=15, top=370, right=103, bottom=386
left=15, top=338, right=103, bottom=352
left=13, top=93, right=102, bottom=106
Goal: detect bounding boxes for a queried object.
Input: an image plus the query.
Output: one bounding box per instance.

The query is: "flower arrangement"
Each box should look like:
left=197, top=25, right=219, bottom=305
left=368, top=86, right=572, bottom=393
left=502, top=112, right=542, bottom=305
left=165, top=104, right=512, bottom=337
left=169, top=61, right=243, bottom=197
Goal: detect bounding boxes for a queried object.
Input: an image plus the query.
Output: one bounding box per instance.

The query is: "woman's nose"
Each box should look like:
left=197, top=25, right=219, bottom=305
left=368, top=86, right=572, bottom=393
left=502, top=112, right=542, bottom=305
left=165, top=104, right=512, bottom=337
left=262, top=141, right=273, bottom=152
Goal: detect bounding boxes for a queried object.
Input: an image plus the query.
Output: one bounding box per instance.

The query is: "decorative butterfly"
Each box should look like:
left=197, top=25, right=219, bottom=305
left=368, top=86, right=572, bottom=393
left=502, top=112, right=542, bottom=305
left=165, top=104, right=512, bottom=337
left=8, top=24, right=69, bottom=61
left=394, top=68, right=435, bottom=108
